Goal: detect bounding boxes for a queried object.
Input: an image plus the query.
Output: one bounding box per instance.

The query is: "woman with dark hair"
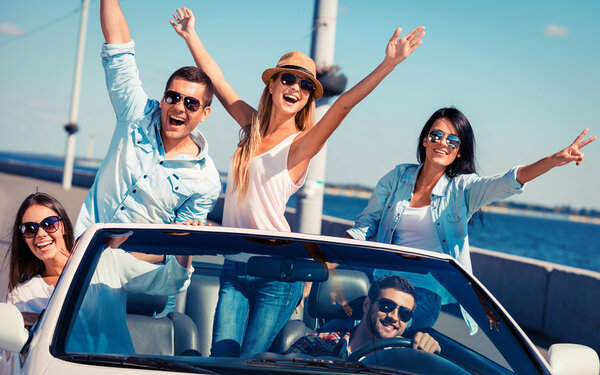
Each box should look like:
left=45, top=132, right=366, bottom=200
left=5, top=192, right=74, bottom=319
left=3, top=192, right=194, bottom=354
left=171, top=7, right=425, bottom=357
left=346, top=107, right=595, bottom=332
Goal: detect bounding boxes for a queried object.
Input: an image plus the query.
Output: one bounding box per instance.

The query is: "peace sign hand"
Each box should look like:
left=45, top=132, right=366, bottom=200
left=553, top=128, right=596, bottom=167
left=385, top=26, right=425, bottom=66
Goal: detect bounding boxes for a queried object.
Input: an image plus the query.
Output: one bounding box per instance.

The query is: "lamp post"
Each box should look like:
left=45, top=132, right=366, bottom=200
left=62, top=0, right=90, bottom=190
left=295, top=0, right=346, bottom=234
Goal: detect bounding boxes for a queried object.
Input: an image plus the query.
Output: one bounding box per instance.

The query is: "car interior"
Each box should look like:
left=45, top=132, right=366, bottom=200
left=52, top=228, right=546, bottom=374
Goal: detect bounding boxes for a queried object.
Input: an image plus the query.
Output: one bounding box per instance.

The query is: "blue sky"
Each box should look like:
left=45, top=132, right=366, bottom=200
left=1, top=0, right=599, bottom=211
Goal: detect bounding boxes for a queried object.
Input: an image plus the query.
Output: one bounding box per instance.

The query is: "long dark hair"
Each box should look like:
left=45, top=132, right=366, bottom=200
left=5, top=193, right=74, bottom=291
left=417, top=107, right=477, bottom=178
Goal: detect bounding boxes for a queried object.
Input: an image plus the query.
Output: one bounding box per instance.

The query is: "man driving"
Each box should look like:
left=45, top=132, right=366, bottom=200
left=285, top=275, right=441, bottom=358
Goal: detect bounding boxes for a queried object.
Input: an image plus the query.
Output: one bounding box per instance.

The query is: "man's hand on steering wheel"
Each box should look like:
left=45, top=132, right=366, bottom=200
left=412, top=331, right=441, bottom=354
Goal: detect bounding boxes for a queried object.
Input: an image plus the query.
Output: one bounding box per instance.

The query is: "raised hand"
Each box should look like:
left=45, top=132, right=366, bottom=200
left=553, top=128, right=596, bottom=167
left=385, top=26, right=425, bottom=65
left=170, top=7, right=195, bottom=38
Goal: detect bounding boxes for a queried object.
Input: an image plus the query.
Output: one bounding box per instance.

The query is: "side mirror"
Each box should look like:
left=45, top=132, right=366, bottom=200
left=548, top=343, right=599, bottom=375
left=0, top=303, right=29, bottom=353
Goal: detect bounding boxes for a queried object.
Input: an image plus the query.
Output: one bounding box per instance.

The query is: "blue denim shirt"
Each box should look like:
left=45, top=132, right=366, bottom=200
left=74, top=41, right=221, bottom=237
left=347, top=163, right=525, bottom=272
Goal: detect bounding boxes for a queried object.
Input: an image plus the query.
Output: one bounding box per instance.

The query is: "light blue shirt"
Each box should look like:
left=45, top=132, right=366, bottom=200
left=66, top=249, right=193, bottom=354
left=347, top=163, right=526, bottom=272
left=75, top=41, right=221, bottom=237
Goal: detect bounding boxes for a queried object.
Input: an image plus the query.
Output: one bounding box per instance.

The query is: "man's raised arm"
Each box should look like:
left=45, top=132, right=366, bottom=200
left=100, top=0, right=130, bottom=44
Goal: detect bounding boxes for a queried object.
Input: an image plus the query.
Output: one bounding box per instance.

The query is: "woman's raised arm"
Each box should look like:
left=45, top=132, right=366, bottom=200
left=516, top=128, right=596, bottom=184
left=171, top=7, right=255, bottom=127
left=289, top=26, right=425, bottom=168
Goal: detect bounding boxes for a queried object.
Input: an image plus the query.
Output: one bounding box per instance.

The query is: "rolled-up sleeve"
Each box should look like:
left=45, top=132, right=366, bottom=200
left=115, top=250, right=193, bottom=295
left=176, top=188, right=220, bottom=224
left=101, top=40, right=150, bottom=122
left=461, top=166, right=526, bottom=217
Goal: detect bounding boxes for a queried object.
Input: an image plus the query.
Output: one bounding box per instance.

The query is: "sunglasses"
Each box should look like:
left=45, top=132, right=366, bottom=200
left=377, top=298, right=414, bottom=323
left=163, top=90, right=203, bottom=112
left=280, top=73, right=315, bottom=94
left=20, top=216, right=62, bottom=239
left=428, top=129, right=461, bottom=150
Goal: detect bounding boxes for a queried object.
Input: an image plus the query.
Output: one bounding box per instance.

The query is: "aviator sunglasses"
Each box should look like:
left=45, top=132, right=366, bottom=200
left=377, top=298, right=414, bottom=323
left=20, top=215, right=62, bottom=238
left=280, top=73, right=315, bottom=94
left=428, top=129, right=461, bottom=150
left=163, top=90, right=203, bottom=112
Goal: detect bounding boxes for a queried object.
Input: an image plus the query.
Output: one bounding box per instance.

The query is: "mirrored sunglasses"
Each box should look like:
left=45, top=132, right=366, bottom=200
left=377, top=298, right=414, bottom=323
left=20, top=216, right=62, bottom=238
left=428, top=129, right=461, bottom=150
left=280, top=73, right=315, bottom=94
left=163, top=90, right=203, bottom=112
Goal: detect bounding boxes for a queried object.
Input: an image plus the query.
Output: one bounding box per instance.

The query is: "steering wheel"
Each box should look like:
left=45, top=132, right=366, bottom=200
left=347, top=337, right=413, bottom=362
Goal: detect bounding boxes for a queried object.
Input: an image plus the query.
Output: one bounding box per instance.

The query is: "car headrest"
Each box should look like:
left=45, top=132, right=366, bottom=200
left=126, top=293, right=168, bottom=316
left=307, top=269, right=370, bottom=321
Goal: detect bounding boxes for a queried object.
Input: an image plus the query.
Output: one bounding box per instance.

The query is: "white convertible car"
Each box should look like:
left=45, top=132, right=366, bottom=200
left=1, top=223, right=598, bottom=374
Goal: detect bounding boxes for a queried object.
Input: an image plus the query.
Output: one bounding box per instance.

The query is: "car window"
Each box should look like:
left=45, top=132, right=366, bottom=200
left=54, top=228, right=543, bottom=375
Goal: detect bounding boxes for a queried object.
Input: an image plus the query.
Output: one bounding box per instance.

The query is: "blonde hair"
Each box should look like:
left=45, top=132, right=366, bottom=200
left=231, top=76, right=315, bottom=200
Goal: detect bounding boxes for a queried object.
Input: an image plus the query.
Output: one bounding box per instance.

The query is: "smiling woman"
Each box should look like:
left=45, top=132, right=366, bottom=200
left=346, top=107, right=596, bottom=334
left=169, top=5, right=426, bottom=357
left=4, top=192, right=74, bottom=322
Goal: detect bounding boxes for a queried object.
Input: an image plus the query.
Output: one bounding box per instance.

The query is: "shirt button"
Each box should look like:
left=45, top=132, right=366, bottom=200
left=408, top=199, right=411, bottom=202
left=132, top=189, right=137, bottom=194
left=437, top=223, right=440, bottom=226
left=159, top=161, right=164, bottom=165
left=442, top=239, right=446, bottom=242
left=143, top=175, right=148, bottom=179
left=175, top=186, right=179, bottom=191
left=387, top=205, right=391, bottom=209
left=120, top=206, right=125, bottom=210
left=136, top=140, right=141, bottom=144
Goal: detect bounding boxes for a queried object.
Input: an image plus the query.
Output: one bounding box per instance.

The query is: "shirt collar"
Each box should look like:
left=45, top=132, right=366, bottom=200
left=403, top=163, right=450, bottom=197
left=151, top=114, right=209, bottom=162
left=190, top=130, right=209, bottom=161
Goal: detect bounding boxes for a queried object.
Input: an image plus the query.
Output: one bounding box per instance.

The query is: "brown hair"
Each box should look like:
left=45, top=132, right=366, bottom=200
left=4, top=193, right=74, bottom=292
left=165, top=66, right=214, bottom=107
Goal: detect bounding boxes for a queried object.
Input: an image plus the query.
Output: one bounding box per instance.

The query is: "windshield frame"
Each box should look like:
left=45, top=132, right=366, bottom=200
left=48, top=224, right=550, bottom=374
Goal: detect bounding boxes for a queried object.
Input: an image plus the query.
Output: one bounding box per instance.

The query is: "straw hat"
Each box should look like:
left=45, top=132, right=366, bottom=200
left=261, top=51, right=323, bottom=99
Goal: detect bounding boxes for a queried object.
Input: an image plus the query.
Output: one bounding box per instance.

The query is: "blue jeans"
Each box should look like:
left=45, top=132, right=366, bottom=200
left=211, top=260, right=303, bottom=357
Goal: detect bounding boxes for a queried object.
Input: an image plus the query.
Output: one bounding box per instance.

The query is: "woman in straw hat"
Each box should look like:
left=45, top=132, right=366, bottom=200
left=171, top=7, right=424, bottom=357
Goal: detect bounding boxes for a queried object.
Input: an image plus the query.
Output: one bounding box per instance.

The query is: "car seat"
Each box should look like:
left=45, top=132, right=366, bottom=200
left=125, top=293, right=201, bottom=356
left=269, top=269, right=371, bottom=353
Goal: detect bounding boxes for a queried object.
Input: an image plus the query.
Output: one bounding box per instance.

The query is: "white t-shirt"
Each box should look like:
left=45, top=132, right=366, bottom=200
left=391, top=205, right=443, bottom=252
left=6, top=275, right=54, bottom=313
left=375, top=205, right=445, bottom=297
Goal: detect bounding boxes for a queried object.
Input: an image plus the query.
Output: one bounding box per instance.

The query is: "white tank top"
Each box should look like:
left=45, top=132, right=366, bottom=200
left=222, top=133, right=307, bottom=232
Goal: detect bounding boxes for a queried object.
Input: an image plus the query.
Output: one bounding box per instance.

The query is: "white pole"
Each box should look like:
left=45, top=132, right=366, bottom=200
left=62, top=0, right=90, bottom=190
left=295, top=0, right=339, bottom=234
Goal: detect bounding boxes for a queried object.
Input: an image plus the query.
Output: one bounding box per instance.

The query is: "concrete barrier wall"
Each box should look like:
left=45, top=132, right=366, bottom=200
left=470, top=247, right=600, bottom=351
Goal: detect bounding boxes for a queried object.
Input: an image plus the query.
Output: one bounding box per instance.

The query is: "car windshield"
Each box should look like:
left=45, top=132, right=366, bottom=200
left=52, top=226, right=543, bottom=374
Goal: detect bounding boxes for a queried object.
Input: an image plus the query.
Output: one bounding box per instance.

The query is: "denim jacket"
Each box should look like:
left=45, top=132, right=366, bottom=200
left=347, top=163, right=525, bottom=272
left=74, top=41, right=221, bottom=237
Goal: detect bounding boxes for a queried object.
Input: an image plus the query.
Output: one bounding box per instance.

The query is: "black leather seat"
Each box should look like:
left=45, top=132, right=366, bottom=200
left=126, top=293, right=201, bottom=356
left=270, top=269, right=371, bottom=353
